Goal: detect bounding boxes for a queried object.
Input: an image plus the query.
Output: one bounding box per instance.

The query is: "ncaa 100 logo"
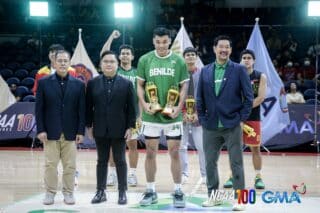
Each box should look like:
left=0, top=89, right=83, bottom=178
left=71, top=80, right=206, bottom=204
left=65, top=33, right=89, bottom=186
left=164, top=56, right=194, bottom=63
left=0, top=113, right=34, bottom=132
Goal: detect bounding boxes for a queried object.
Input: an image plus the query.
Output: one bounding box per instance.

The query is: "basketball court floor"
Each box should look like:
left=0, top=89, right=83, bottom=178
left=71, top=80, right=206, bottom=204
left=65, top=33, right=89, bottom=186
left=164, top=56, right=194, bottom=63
left=0, top=149, right=319, bottom=212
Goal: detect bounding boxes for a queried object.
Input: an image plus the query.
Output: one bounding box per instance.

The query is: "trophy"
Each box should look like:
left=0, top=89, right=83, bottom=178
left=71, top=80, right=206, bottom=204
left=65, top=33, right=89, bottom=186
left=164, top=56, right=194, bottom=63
left=243, top=124, right=256, bottom=138
left=162, top=85, right=179, bottom=116
left=131, top=119, right=142, bottom=135
left=145, top=82, right=162, bottom=112
left=185, top=95, right=196, bottom=122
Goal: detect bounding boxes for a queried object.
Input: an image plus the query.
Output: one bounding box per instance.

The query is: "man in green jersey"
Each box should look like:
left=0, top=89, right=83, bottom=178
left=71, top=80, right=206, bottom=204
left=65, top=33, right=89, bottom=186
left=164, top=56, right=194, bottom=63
left=137, top=27, right=189, bottom=208
left=100, top=30, right=141, bottom=187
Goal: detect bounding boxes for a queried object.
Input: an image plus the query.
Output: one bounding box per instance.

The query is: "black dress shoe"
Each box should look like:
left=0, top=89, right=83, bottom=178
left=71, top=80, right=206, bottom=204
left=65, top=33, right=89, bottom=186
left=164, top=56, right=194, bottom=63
left=91, top=190, right=107, bottom=204
left=118, top=190, right=127, bottom=205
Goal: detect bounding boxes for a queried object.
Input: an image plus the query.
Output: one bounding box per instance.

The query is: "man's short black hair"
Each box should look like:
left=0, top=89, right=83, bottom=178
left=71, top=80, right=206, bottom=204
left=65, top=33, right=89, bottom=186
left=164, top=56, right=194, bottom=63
left=183, top=47, right=198, bottom=57
left=213, top=35, right=232, bottom=47
left=100, top=50, right=118, bottom=61
left=119, top=44, right=134, bottom=56
left=153, top=27, right=171, bottom=38
left=240, top=49, right=256, bottom=60
left=49, top=44, right=64, bottom=52
left=55, top=50, right=71, bottom=60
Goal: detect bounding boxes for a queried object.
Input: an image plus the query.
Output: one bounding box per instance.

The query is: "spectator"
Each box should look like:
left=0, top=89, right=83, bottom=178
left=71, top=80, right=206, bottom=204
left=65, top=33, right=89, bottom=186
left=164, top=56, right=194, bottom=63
left=307, top=43, right=320, bottom=58
left=281, top=61, right=298, bottom=82
left=286, top=82, right=305, bottom=104
left=297, top=58, right=315, bottom=81
left=282, top=33, right=298, bottom=56
left=8, top=83, right=19, bottom=101
left=267, top=30, right=281, bottom=58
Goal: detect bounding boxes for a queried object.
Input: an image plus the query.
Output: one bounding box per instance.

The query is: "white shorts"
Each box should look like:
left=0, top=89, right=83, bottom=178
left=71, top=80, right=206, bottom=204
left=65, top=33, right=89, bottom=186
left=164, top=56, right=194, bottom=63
left=141, top=122, right=183, bottom=137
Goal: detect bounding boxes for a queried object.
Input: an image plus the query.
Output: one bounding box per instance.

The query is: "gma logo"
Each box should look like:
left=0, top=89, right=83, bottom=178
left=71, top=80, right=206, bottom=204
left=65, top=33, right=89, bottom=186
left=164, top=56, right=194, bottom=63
left=262, top=191, right=301, bottom=204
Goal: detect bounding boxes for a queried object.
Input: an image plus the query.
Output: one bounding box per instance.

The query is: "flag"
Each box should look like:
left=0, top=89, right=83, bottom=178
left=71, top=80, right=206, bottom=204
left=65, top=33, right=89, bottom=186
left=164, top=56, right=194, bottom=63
left=171, top=17, right=204, bottom=68
left=71, top=28, right=98, bottom=83
left=246, top=18, right=290, bottom=144
left=0, top=75, right=16, bottom=113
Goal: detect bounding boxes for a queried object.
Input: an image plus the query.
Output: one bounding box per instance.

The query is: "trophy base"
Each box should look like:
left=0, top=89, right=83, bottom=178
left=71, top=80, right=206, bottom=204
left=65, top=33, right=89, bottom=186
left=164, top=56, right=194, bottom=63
left=186, top=114, right=195, bottom=122
left=162, top=107, right=173, bottom=116
left=150, top=104, right=162, bottom=112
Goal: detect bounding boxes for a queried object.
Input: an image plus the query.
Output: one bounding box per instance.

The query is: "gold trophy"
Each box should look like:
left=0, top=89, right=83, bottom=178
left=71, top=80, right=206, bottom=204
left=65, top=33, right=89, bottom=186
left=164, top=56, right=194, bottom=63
left=131, top=119, right=142, bottom=135
left=185, top=95, right=196, bottom=122
left=243, top=124, right=256, bottom=137
left=162, top=85, right=179, bottom=116
left=145, top=82, right=162, bottom=112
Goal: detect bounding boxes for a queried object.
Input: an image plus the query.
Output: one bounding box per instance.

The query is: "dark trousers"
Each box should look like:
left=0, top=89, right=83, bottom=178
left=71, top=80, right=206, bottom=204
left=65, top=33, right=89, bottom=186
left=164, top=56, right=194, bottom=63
left=95, top=137, right=127, bottom=191
left=203, top=125, right=244, bottom=197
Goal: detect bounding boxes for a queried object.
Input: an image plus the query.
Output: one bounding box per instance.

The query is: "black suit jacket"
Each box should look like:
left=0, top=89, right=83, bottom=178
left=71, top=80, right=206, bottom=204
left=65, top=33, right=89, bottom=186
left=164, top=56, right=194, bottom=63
left=86, top=74, right=136, bottom=138
left=35, top=74, right=86, bottom=140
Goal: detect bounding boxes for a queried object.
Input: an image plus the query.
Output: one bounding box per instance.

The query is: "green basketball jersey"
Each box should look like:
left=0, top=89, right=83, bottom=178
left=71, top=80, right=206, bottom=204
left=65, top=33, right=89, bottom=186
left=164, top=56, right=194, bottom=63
left=117, top=66, right=139, bottom=116
left=117, top=66, right=137, bottom=89
left=137, top=50, right=189, bottom=124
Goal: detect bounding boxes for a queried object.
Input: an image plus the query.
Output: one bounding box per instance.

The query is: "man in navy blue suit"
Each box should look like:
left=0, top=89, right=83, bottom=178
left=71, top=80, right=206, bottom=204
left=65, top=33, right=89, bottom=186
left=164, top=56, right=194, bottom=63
left=196, top=35, right=253, bottom=210
left=35, top=50, right=85, bottom=205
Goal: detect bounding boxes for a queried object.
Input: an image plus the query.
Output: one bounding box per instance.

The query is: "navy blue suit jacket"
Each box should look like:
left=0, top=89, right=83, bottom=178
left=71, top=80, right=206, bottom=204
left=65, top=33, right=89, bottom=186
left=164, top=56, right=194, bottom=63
left=196, top=60, right=253, bottom=129
left=35, top=74, right=86, bottom=140
left=85, top=74, right=136, bottom=138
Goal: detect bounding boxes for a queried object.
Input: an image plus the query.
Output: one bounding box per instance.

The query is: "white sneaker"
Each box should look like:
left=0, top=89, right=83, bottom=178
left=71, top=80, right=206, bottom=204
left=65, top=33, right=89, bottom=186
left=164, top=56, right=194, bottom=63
left=43, top=192, right=55, bottom=205
left=181, top=174, right=188, bottom=185
left=202, top=198, right=222, bottom=207
left=128, top=173, right=138, bottom=186
left=107, top=173, right=117, bottom=186
left=63, top=193, right=75, bottom=205
left=232, top=203, right=246, bottom=211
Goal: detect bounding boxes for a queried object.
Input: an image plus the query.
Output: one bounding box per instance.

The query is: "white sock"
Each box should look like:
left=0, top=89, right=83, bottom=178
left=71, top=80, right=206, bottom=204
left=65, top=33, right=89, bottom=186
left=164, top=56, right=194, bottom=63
left=109, top=167, right=116, bottom=175
left=255, top=170, right=261, bottom=177
left=174, top=183, right=182, bottom=191
left=146, top=182, right=155, bottom=192
left=129, top=168, right=136, bottom=175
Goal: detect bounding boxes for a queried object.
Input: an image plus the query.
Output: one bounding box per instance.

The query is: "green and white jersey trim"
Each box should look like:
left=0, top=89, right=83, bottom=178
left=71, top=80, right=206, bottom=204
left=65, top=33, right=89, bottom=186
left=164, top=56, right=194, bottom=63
left=142, top=121, right=183, bottom=128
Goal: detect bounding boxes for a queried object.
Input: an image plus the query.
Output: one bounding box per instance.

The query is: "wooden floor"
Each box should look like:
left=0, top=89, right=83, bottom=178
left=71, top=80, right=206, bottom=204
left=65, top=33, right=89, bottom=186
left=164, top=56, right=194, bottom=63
left=0, top=149, right=319, bottom=212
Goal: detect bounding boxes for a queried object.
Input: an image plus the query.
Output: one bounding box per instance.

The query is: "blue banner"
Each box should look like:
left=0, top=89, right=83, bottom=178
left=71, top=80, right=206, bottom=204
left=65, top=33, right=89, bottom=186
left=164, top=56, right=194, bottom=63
left=264, top=104, right=319, bottom=149
left=0, top=102, right=36, bottom=140
left=1, top=103, right=318, bottom=150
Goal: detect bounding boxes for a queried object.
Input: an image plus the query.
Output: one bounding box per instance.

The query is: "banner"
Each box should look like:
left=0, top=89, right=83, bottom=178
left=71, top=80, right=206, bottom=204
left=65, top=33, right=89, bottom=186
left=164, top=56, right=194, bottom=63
left=264, top=104, right=318, bottom=149
left=1, top=103, right=313, bottom=150
left=0, top=102, right=36, bottom=140
left=71, top=28, right=98, bottom=84
left=246, top=18, right=290, bottom=144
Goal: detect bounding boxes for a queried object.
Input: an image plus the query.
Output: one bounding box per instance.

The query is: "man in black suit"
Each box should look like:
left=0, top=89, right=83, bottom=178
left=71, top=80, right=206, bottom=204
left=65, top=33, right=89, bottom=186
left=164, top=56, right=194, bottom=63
left=86, top=50, right=136, bottom=205
left=35, top=50, right=85, bottom=205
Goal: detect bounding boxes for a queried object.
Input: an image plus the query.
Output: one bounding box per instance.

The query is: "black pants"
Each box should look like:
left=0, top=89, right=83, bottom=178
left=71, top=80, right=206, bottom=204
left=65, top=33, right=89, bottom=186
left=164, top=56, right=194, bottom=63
left=95, top=137, right=127, bottom=191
